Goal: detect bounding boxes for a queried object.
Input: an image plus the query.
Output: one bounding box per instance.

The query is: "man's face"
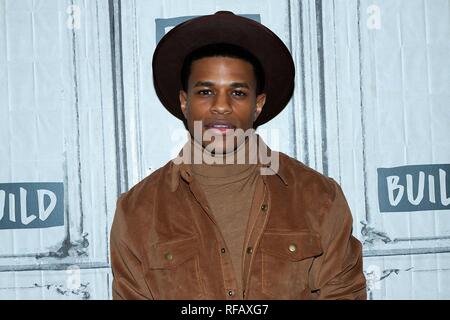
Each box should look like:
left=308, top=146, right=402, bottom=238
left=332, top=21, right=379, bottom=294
left=179, top=56, right=266, bottom=154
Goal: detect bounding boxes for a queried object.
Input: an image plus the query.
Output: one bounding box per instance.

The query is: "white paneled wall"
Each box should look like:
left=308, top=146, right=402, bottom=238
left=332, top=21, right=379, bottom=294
left=0, top=0, right=116, bottom=299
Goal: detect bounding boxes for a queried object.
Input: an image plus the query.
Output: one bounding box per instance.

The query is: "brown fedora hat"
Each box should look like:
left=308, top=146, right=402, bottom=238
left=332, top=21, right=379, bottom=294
left=152, top=11, right=295, bottom=127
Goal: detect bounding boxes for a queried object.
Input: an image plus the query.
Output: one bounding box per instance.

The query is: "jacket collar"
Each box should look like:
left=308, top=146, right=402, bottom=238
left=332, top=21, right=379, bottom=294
left=168, top=134, right=289, bottom=192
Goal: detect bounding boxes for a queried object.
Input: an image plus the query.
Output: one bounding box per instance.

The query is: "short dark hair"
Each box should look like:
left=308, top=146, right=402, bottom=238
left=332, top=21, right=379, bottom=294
left=180, top=43, right=265, bottom=95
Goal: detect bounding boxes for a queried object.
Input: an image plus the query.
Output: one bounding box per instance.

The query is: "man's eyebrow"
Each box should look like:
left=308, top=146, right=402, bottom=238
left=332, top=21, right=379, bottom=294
left=229, top=82, right=250, bottom=89
left=193, top=81, right=250, bottom=88
left=193, top=81, right=214, bottom=87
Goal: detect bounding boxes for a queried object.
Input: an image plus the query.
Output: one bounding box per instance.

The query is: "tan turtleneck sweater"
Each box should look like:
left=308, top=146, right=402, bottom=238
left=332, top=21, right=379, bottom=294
left=189, top=135, right=260, bottom=297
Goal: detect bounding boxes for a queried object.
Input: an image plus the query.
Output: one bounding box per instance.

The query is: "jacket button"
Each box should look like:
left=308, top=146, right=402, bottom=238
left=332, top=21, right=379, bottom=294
left=246, top=247, right=253, bottom=254
left=261, top=204, right=268, bottom=211
left=227, top=289, right=235, bottom=296
left=221, top=248, right=226, bottom=253
left=164, top=252, right=173, bottom=260
left=288, top=244, right=297, bottom=252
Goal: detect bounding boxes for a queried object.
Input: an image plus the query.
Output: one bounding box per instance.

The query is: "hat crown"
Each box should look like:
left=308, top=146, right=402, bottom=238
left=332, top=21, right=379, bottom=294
left=214, top=10, right=235, bottom=16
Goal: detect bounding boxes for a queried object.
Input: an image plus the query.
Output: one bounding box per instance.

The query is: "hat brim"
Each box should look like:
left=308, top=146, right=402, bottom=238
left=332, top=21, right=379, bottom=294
left=152, top=12, right=295, bottom=127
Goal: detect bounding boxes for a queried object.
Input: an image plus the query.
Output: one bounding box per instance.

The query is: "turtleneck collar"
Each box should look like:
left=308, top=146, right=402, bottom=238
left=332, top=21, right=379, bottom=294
left=189, top=133, right=256, bottom=179
left=169, top=132, right=288, bottom=191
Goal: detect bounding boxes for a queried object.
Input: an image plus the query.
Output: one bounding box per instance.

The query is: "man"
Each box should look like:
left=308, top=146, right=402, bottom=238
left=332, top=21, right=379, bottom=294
left=110, top=11, right=367, bottom=300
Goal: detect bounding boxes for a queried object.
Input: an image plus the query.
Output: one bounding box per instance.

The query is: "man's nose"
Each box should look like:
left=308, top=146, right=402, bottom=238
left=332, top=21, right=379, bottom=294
left=210, top=91, right=232, bottom=114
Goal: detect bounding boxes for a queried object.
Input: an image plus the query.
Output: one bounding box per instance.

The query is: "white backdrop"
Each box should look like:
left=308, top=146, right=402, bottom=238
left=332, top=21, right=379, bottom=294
left=0, top=0, right=449, bottom=299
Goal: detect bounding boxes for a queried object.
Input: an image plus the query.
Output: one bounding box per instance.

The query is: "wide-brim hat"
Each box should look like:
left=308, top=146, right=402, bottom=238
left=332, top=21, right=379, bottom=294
left=152, top=11, right=295, bottom=127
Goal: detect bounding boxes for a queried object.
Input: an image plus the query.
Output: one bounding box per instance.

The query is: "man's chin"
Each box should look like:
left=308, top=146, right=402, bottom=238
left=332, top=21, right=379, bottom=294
left=204, top=142, right=237, bottom=155
left=189, top=125, right=253, bottom=155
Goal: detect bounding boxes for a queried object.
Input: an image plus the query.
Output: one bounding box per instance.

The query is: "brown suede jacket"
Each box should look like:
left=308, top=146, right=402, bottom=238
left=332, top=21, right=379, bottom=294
left=110, top=144, right=367, bottom=300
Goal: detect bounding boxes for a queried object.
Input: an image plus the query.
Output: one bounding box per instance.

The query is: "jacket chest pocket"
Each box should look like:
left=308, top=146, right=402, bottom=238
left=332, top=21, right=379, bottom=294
left=145, top=235, right=205, bottom=299
left=260, top=231, right=323, bottom=299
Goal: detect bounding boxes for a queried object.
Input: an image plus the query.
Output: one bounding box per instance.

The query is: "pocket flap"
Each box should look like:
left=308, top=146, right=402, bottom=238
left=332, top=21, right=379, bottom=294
left=148, top=235, right=200, bottom=269
left=260, top=231, right=323, bottom=261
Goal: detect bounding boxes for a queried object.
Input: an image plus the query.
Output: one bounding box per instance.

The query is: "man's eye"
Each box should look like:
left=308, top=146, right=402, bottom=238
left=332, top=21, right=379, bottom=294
left=232, top=90, right=246, bottom=97
left=197, top=89, right=212, bottom=95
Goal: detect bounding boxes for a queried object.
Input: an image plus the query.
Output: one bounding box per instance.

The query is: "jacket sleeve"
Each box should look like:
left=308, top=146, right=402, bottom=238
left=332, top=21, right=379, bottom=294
left=110, top=194, right=154, bottom=300
left=310, top=179, right=367, bottom=300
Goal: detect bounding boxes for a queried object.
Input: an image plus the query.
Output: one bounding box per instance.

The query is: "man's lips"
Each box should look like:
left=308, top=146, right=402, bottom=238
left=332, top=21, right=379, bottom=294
left=204, top=121, right=236, bottom=133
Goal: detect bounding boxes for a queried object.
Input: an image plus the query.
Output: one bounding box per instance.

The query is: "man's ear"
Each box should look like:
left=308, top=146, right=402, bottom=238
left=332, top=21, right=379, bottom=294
left=254, top=93, right=266, bottom=121
left=179, top=90, right=188, bottom=119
